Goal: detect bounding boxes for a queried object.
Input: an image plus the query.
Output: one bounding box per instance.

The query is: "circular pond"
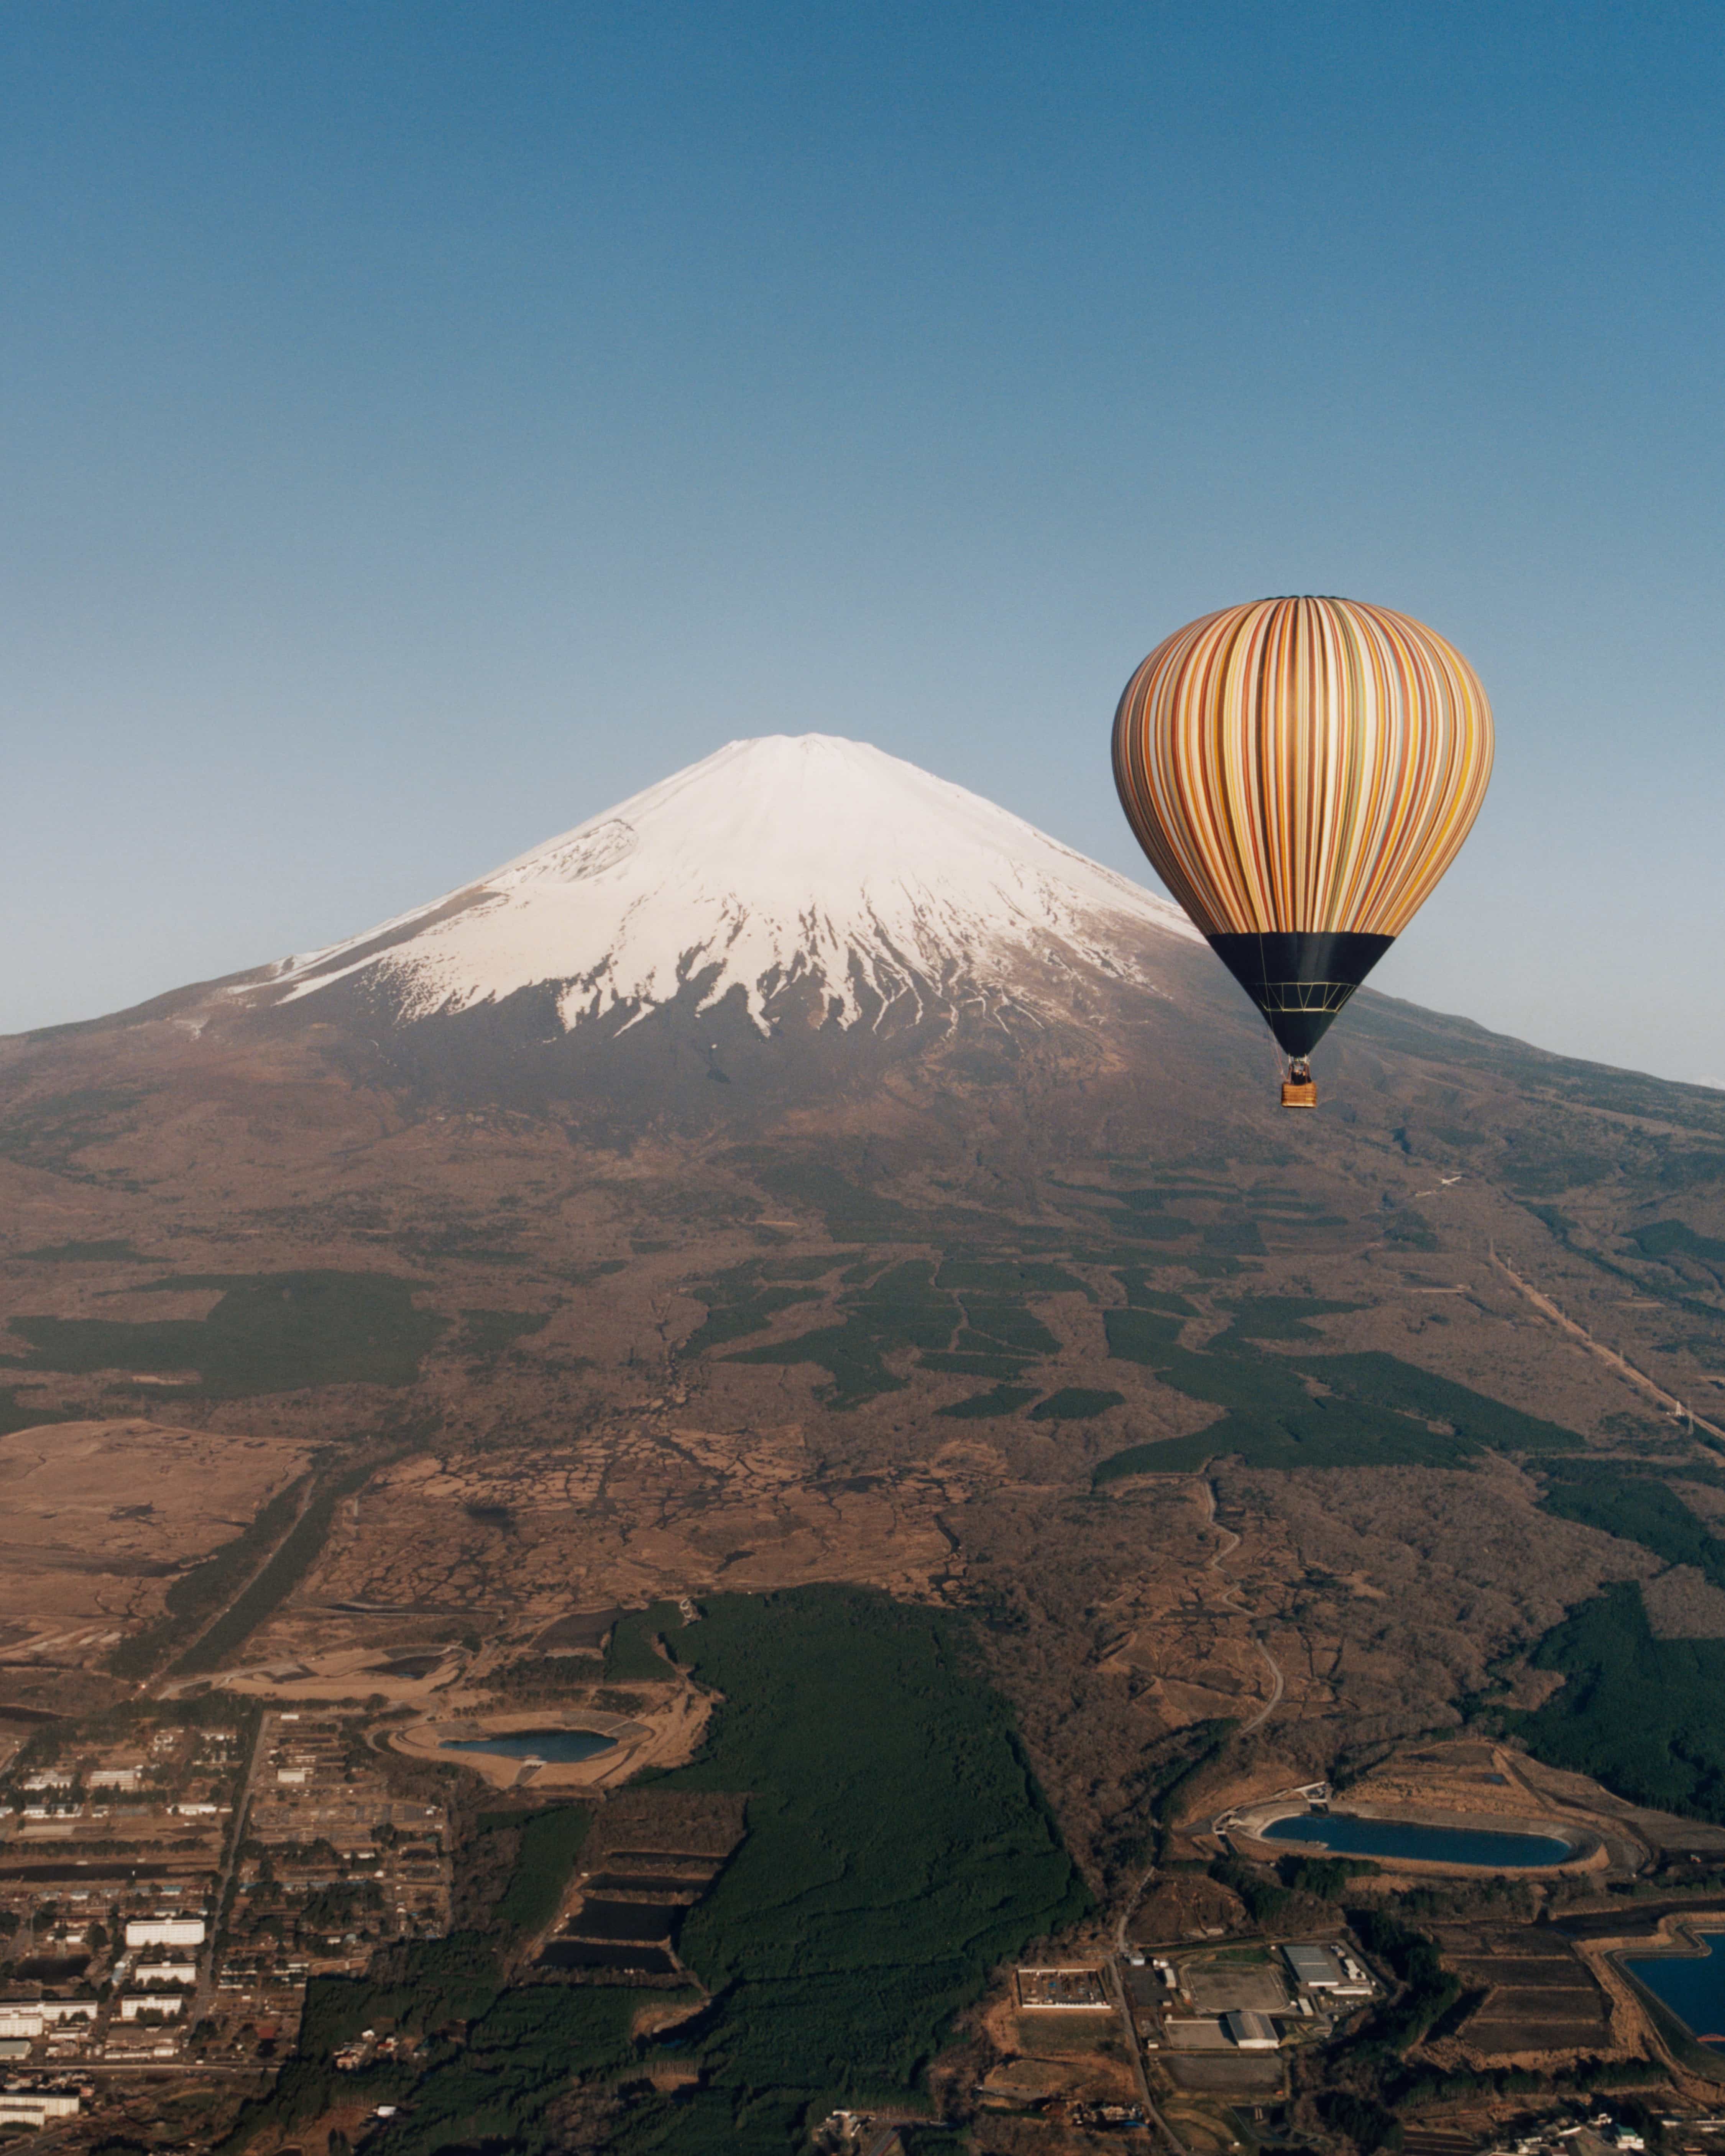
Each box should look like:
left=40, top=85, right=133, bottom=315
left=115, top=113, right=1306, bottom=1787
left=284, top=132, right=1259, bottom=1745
left=440, top=1728, right=617, bottom=1764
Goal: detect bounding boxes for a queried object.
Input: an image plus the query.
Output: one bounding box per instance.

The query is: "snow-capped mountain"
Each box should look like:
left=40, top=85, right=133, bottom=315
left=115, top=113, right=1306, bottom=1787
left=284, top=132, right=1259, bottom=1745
left=240, top=735, right=1198, bottom=1038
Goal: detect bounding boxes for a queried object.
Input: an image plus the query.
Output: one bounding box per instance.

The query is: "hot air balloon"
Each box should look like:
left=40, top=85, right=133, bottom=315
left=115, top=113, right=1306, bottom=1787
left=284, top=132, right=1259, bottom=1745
left=1112, top=597, right=1493, bottom=1108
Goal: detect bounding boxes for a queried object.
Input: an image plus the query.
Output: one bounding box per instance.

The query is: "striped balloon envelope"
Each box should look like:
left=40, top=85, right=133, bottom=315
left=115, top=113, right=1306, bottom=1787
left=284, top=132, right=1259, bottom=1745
left=1112, top=596, right=1493, bottom=1105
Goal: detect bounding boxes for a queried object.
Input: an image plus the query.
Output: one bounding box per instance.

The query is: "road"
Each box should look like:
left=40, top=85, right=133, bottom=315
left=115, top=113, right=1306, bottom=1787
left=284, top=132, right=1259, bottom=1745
left=1198, top=1476, right=1284, bottom=1735
left=1111, top=1478, right=1285, bottom=1957
left=1111, top=1480, right=1286, bottom=1961
left=1106, top=1954, right=1189, bottom=2156
left=1491, top=1248, right=1725, bottom=1444
left=191, top=1709, right=271, bottom=2028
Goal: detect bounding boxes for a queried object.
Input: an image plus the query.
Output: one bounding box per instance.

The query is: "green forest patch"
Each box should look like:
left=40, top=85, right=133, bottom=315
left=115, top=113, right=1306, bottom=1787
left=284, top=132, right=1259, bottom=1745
left=1211, top=1295, right=1360, bottom=1344
left=680, top=1259, right=834, bottom=1356
left=603, top=1601, right=685, bottom=1683
left=171, top=1455, right=389, bottom=1677
left=750, top=1161, right=918, bottom=1241
left=1030, top=1388, right=1125, bottom=1421
left=1511, top=1583, right=1725, bottom=1821
left=1079, top=1180, right=1350, bottom=1255
left=1632, top=1220, right=1725, bottom=1282
left=251, top=1588, right=1086, bottom=2156
left=110, top=1473, right=310, bottom=1679
left=494, top=1806, right=591, bottom=1933
left=917, top=1350, right=1033, bottom=1379
left=1526, top=1205, right=1725, bottom=1329
left=1094, top=1286, right=1581, bottom=1479
left=253, top=1946, right=668, bottom=2156
left=949, top=1299, right=1061, bottom=1354
left=1101, top=1201, right=1198, bottom=1242
left=0, top=1086, right=145, bottom=1180
left=728, top=1258, right=951, bottom=1407
left=1538, top=1461, right=1725, bottom=1591
left=720, top=1255, right=1073, bottom=1410
left=934, top=1258, right=1090, bottom=1298
left=1502, top=1459, right=1725, bottom=1819
left=19, top=1238, right=144, bottom=1262
left=457, top=1308, right=552, bottom=1363
left=935, top=1384, right=1040, bottom=1419
left=3, top=1270, right=445, bottom=1396
left=632, top=1587, right=1088, bottom=2140
left=0, top=1388, right=67, bottom=1438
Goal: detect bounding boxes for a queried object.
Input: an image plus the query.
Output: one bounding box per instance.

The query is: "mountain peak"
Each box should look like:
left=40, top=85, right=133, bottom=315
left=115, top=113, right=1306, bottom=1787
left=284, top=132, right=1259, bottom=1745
left=242, top=733, right=1197, bottom=1038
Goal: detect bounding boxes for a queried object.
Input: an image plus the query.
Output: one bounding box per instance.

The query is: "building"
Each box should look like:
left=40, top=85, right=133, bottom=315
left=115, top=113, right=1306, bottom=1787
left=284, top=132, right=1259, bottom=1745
left=120, top=1993, right=185, bottom=2020
left=126, top=1916, right=205, bottom=1947
left=42, top=2000, right=97, bottom=2024
left=1222, top=2010, right=1279, bottom=2050
left=0, top=2095, right=80, bottom=2126
left=1283, top=1943, right=1344, bottom=1989
left=90, top=1764, right=145, bottom=1790
left=1282, top=1940, right=1373, bottom=1997
left=0, top=2009, right=43, bottom=2039
left=135, top=1959, right=199, bottom=1986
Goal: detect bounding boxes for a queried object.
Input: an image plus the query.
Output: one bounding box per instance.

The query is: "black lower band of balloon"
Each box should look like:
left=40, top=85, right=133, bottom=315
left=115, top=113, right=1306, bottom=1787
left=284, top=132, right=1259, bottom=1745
left=1206, top=931, right=1395, bottom=1057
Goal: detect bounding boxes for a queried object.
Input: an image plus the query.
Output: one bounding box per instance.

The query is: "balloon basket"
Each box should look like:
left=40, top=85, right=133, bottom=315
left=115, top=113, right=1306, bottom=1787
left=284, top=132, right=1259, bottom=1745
left=1280, top=1078, right=1318, bottom=1110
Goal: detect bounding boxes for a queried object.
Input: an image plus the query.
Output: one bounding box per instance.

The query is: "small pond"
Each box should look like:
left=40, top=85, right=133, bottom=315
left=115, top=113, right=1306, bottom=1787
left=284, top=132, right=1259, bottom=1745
left=440, top=1727, right=616, bottom=1764
left=1262, top=1811, right=1572, bottom=1869
left=538, top=1941, right=676, bottom=1975
left=1625, top=1933, right=1725, bottom=2048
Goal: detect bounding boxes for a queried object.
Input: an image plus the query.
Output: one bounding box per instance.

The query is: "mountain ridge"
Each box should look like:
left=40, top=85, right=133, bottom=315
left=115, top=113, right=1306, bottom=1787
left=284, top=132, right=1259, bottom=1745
left=225, top=733, right=1199, bottom=1043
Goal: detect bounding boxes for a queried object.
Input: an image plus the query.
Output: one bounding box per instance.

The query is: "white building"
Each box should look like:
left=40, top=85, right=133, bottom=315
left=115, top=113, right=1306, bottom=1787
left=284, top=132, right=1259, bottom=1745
left=136, top=1959, right=199, bottom=1987
left=1223, top=2010, right=1280, bottom=2051
left=120, top=1993, right=185, bottom=2020
left=125, top=1916, right=205, bottom=1948
left=0, top=2095, right=80, bottom=2126
left=0, top=2009, right=44, bottom=2039
left=90, top=1765, right=144, bottom=1790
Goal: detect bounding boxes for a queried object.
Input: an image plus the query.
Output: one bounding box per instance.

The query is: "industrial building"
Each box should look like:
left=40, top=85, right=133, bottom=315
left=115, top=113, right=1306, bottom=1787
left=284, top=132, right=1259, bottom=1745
left=124, top=1915, right=205, bottom=1948
left=1282, top=1941, right=1374, bottom=1997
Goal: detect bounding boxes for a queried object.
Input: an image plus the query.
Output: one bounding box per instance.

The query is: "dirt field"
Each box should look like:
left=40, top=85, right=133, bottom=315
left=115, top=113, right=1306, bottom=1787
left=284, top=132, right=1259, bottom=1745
left=0, top=1415, right=308, bottom=1650
left=1437, top=1923, right=1618, bottom=2058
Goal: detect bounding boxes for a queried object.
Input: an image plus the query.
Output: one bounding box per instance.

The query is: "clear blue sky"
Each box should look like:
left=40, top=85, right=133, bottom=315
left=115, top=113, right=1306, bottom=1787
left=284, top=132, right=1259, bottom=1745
left=5, top=2, right=1722, bottom=1085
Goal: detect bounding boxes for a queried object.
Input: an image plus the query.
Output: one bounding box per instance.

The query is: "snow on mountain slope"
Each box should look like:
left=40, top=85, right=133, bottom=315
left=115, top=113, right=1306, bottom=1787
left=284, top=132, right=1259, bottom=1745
left=244, top=734, right=1198, bottom=1034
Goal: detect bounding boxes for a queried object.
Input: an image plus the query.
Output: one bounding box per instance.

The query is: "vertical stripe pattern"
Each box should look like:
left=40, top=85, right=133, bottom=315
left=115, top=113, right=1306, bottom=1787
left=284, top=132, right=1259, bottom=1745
left=1112, top=597, right=1493, bottom=939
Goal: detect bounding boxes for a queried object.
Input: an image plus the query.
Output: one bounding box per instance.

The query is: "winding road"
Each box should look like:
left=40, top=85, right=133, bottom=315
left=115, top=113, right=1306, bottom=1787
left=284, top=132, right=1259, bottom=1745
left=1110, top=1475, right=1285, bottom=1962
left=1198, top=1475, right=1285, bottom=1735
